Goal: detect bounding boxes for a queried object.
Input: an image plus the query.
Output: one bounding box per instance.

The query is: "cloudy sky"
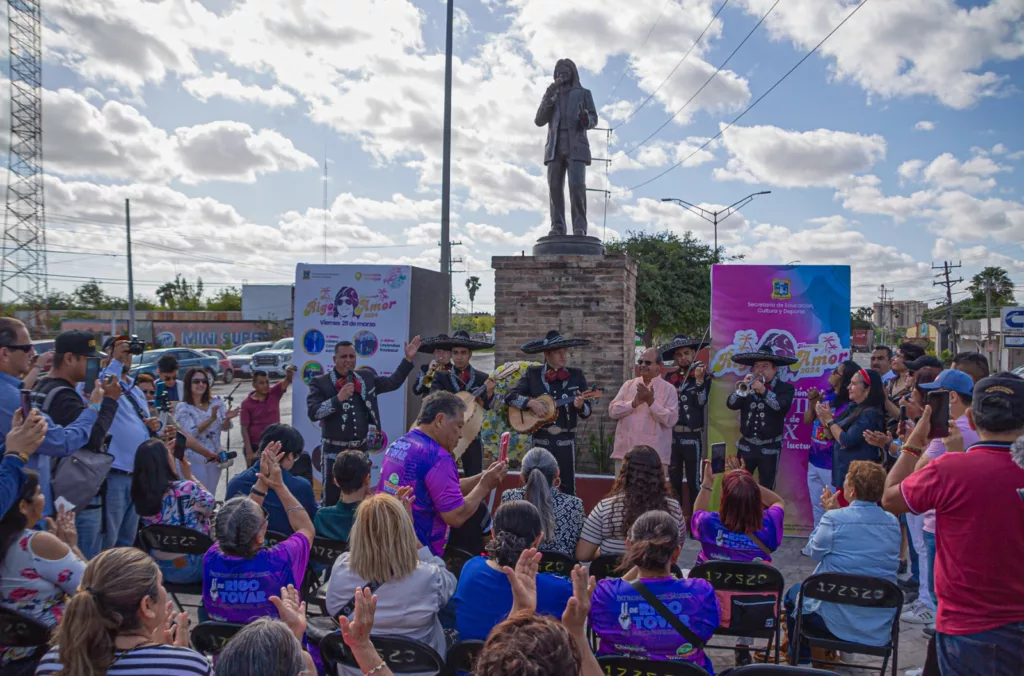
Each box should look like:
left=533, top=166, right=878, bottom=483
left=4, top=0, right=1024, bottom=311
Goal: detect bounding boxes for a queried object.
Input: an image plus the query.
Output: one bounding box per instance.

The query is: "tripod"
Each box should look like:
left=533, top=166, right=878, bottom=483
left=223, top=381, right=243, bottom=483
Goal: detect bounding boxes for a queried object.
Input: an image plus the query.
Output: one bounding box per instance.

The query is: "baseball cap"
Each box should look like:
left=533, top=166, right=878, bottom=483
left=972, top=373, right=1024, bottom=422
left=906, top=355, right=943, bottom=372
left=103, top=335, right=131, bottom=351
left=918, top=369, right=974, bottom=397
left=54, top=331, right=102, bottom=357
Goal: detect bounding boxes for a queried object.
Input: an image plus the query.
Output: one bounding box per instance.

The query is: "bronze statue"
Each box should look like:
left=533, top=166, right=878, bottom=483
left=535, top=59, right=598, bottom=237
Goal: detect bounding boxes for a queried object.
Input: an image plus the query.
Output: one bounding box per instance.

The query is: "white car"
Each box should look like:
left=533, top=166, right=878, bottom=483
left=229, top=341, right=274, bottom=376
left=250, top=338, right=294, bottom=378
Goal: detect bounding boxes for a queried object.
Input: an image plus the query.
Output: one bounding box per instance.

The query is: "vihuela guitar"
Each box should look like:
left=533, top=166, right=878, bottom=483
left=507, top=389, right=602, bottom=434
left=452, top=363, right=518, bottom=460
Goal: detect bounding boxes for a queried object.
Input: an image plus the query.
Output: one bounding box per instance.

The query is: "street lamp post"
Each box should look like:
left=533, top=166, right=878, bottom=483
left=441, top=0, right=454, bottom=329
left=661, top=191, right=771, bottom=259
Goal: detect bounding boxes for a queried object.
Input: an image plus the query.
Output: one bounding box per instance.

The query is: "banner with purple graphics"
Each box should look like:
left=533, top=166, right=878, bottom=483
left=708, top=265, right=851, bottom=536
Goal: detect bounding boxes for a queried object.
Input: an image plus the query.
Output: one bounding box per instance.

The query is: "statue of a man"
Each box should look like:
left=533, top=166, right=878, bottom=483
left=535, top=58, right=598, bottom=237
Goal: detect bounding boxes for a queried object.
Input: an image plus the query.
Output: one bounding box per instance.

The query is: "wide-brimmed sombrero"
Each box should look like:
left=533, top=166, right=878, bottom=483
left=431, top=329, right=495, bottom=352
left=520, top=330, right=590, bottom=355
left=418, top=333, right=451, bottom=354
left=660, top=334, right=711, bottom=362
left=731, top=344, right=798, bottom=367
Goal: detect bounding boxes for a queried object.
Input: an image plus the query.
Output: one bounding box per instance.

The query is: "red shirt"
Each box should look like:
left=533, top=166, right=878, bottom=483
left=900, top=442, right=1024, bottom=635
left=240, top=382, right=285, bottom=448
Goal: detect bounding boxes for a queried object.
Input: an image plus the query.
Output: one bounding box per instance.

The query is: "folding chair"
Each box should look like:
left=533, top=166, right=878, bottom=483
left=689, top=561, right=785, bottom=664
left=443, top=547, right=478, bottom=580
left=320, top=633, right=445, bottom=674
left=588, top=553, right=684, bottom=580
left=0, top=607, right=51, bottom=676
left=304, top=536, right=348, bottom=612
left=190, top=621, right=244, bottom=657
left=719, top=666, right=834, bottom=675
left=597, top=655, right=710, bottom=675
left=135, top=524, right=213, bottom=611
left=538, top=550, right=576, bottom=576
left=446, top=639, right=485, bottom=674
left=264, top=530, right=289, bottom=548
left=792, top=572, right=903, bottom=676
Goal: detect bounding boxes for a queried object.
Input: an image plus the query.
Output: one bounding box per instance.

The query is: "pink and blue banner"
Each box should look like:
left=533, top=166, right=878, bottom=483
left=708, top=264, right=851, bottom=536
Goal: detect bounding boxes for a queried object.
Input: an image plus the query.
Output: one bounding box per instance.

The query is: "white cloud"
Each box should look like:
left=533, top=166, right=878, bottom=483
left=835, top=174, right=935, bottom=221
left=714, top=124, right=886, bottom=188
left=182, top=72, right=296, bottom=108
left=914, top=120, right=936, bottom=131
left=174, top=122, right=317, bottom=184
left=917, top=152, right=1009, bottom=193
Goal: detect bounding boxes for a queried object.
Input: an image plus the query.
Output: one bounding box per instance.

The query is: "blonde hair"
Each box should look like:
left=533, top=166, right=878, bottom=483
left=349, top=493, right=419, bottom=582
left=52, top=548, right=161, bottom=675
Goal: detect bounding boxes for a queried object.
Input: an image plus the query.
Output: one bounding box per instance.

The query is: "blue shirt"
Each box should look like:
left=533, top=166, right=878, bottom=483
left=0, top=371, right=97, bottom=515
left=804, top=500, right=900, bottom=646
left=0, top=452, right=26, bottom=516
left=97, top=359, right=152, bottom=473
left=225, top=463, right=317, bottom=535
left=453, top=555, right=573, bottom=641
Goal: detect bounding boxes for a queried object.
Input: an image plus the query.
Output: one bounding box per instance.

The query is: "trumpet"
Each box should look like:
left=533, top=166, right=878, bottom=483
left=421, top=361, right=442, bottom=390
left=735, top=374, right=766, bottom=397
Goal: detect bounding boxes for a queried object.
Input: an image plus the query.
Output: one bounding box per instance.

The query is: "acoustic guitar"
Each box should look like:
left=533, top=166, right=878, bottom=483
left=452, top=363, right=518, bottom=460
left=507, top=389, right=602, bottom=434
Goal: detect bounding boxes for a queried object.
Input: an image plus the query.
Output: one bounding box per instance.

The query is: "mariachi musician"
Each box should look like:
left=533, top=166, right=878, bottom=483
left=506, top=330, right=594, bottom=496
left=727, top=344, right=797, bottom=489
left=661, top=334, right=713, bottom=514
left=412, top=333, right=453, bottom=397
left=428, top=330, right=496, bottom=477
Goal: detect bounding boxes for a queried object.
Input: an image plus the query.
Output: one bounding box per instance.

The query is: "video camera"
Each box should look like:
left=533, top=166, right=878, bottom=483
left=127, top=335, right=146, bottom=356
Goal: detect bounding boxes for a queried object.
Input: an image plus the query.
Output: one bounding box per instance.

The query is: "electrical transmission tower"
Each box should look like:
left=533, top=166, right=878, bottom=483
left=0, top=0, right=48, bottom=327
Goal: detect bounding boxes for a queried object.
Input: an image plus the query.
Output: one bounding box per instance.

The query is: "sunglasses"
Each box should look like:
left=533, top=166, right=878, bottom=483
left=191, top=379, right=209, bottom=386
left=3, top=344, right=33, bottom=353
left=637, top=359, right=655, bottom=366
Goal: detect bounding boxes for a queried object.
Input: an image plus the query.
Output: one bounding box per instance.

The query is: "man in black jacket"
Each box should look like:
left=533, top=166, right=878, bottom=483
left=727, top=344, right=797, bottom=489
left=661, top=335, right=713, bottom=514
left=428, top=330, right=496, bottom=477
left=306, top=335, right=420, bottom=506
left=31, top=331, right=121, bottom=558
left=505, top=330, right=596, bottom=496
left=411, top=333, right=452, bottom=398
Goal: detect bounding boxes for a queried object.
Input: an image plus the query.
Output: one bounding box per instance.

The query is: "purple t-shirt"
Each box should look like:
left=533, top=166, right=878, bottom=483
left=590, top=576, right=719, bottom=674
left=692, top=505, right=785, bottom=565
left=202, top=532, right=310, bottom=623
left=378, top=429, right=465, bottom=556
left=808, top=393, right=844, bottom=470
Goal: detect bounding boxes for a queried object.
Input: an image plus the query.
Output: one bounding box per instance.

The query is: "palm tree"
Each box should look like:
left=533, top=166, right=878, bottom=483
left=465, top=276, right=481, bottom=314
left=968, top=267, right=1015, bottom=307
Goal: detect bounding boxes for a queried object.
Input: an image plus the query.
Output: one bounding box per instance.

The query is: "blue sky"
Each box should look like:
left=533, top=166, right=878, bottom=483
left=3, top=0, right=1022, bottom=311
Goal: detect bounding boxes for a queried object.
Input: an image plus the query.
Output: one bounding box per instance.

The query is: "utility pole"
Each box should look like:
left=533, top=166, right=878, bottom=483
left=984, top=278, right=997, bottom=371
left=440, top=0, right=454, bottom=330
left=661, top=191, right=771, bottom=261
left=878, top=285, right=888, bottom=347
left=932, top=261, right=962, bottom=354
left=440, top=240, right=462, bottom=311
left=125, top=199, right=136, bottom=335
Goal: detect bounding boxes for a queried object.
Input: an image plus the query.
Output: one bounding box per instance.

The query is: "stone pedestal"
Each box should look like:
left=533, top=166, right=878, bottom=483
left=492, top=254, right=637, bottom=470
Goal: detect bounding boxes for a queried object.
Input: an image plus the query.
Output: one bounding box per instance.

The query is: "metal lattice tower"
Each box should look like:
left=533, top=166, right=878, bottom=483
left=0, top=0, right=47, bottom=317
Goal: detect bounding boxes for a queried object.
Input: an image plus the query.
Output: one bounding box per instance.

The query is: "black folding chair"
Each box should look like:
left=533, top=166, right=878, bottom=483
left=446, top=639, right=484, bottom=673
left=538, top=550, right=576, bottom=576
left=190, top=621, right=244, bottom=657
left=305, top=536, right=348, bottom=612
left=320, top=633, right=445, bottom=673
left=720, top=666, right=834, bottom=675
left=264, top=530, right=290, bottom=548
left=0, top=607, right=51, bottom=676
left=689, top=561, right=785, bottom=665
left=588, top=554, right=684, bottom=580
left=443, top=547, right=478, bottom=579
left=792, top=572, right=903, bottom=676
left=135, top=524, right=213, bottom=611
left=597, top=655, right=710, bottom=675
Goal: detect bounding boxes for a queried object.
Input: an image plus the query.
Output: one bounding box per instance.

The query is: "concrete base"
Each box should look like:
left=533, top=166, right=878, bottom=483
left=533, top=234, right=605, bottom=256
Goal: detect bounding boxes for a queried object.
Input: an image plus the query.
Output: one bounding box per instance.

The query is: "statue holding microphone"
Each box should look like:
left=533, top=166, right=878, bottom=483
left=535, top=58, right=598, bottom=237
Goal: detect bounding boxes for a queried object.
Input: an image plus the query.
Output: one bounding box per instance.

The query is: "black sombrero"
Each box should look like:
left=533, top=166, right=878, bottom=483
left=418, top=333, right=451, bottom=354
left=432, top=330, right=494, bottom=352
left=660, top=335, right=711, bottom=362
left=520, top=330, right=590, bottom=355
left=731, top=344, right=798, bottom=367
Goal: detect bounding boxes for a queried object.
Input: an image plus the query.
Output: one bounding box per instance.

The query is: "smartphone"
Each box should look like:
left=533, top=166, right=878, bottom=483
left=174, top=432, right=187, bottom=461
left=84, top=357, right=101, bottom=395
left=499, top=432, right=510, bottom=464
left=19, top=389, right=31, bottom=418
left=927, top=390, right=950, bottom=440
left=898, top=404, right=908, bottom=436
left=710, top=442, right=727, bottom=475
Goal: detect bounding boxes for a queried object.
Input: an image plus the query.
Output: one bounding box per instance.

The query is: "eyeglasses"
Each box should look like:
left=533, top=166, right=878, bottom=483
left=191, top=380, right=208, bottom=386
left=2, top=344, right=33, bottom=353
left=637, top=359, right=655, bottom=366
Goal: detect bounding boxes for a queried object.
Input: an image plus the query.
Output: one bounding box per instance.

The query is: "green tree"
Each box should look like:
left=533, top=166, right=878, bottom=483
left=851, top=306, right=873, bottom=329
left=967, top=266, right=1015, bottom=308
left=606, top=230, right=718, bottom=346
left=155, top=275, right=204, bottom=310
left=206, top=286, right=242, bottom=311
left=465, top=276, right=482, bottom=314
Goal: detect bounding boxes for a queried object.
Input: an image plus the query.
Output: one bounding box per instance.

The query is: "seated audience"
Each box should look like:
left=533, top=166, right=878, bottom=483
left=0, top=472, right=85, bottom=666
left=454, top=500, right=572, bottom=641
left=132, top=437, right=215, bottom=584
left=326, top=492, right=456, bottom=672
left=226, top=423, right=317, bottom=536
left=35, top=547, right=207, bottom=675
left=314, top=449, right=371, bottom=542
left=500, top=447, right=583, bottom=557
left=215, top=586, right=316, bottom=676
left=883, top=373, right=1024, bottom=676
left=590, top=510, right=718, bottom=674
left=204, top=446, right=314, bottom=623
left=784, top=461, right=900, bottom=665
left=576, top=445, right=684, bottom=561
left=815, top=367, right=886, bottom=490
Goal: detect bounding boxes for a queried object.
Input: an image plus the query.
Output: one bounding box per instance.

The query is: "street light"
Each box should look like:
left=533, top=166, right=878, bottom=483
left=441, top=0, right=454, bottom=329
left=661, top=191, right=771, bottom=259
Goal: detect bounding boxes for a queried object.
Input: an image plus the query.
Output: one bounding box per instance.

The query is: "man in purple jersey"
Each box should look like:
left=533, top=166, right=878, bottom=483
left=378, top=392, right=507, bottom=555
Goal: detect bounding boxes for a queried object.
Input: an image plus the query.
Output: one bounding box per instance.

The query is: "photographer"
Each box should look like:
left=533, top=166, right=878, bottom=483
left=31, top=331, right=120, bottom=558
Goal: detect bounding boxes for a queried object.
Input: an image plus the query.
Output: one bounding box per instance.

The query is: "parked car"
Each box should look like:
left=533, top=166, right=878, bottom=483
left=201, top=349, right=235, bottom=384
left=229, top=341, right=274, bottom=377
left=250, top=338, right=294, bottom=378
left=130, top=347, right=219, bottom=385
left=1013, top=364, right=1024, bottom=377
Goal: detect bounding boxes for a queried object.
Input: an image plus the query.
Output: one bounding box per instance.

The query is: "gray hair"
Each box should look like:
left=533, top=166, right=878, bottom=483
left=521, top=447, right=557, bottom=545
left=213, top=496, right=265, bottom=558
left=416, top=391, right=467, bottom=425
left=214, top=618, right=304, bottom=676
left=1012, top=435, right=1024, bottom=472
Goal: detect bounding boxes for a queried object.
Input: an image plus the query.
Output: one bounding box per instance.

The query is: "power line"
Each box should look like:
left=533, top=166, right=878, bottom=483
left=619, top=0, right=775, bottom=154
left=617, top=0, right=870, bottom=194
left=610, top=0, right=730, bottom=130
left=601, top=0, right=675, bottom=107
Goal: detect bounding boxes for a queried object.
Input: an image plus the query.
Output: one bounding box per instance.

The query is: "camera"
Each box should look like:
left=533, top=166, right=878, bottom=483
left=128, top=335, right=146, bottom=356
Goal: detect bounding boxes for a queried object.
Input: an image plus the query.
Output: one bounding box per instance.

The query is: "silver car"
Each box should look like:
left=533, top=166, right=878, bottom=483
left=250, top=338, right=294, bottom=378
left=230, top=341, right=274, bottom=377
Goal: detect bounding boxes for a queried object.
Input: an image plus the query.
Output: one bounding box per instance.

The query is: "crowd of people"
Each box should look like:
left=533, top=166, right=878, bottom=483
left=0, top=315, right=1022, bottom=676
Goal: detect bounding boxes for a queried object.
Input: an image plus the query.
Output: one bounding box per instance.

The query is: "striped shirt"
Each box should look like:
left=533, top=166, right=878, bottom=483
left=35, top=644, right=212, bottom=675
left=580, top=495, right=685, bottom=556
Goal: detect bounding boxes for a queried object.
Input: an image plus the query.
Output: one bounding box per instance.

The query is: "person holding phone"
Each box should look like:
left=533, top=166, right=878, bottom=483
left=814, top=368, right=886, bottom=491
